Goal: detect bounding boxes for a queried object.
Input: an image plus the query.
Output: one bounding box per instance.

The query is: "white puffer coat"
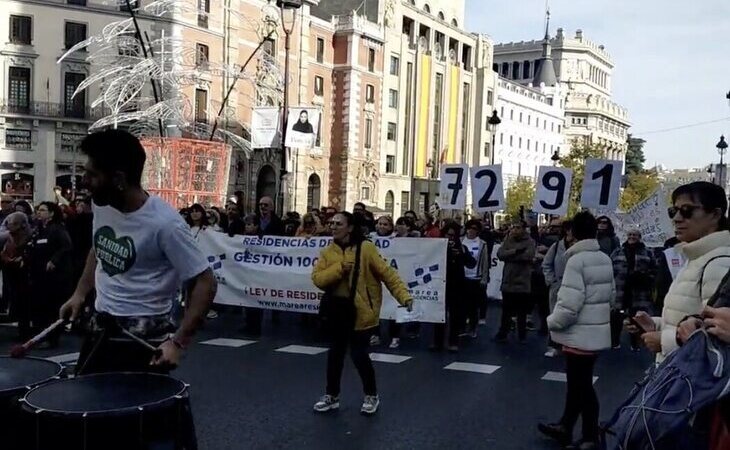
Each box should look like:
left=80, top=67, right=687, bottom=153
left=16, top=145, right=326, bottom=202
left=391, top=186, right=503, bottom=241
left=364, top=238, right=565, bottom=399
left=548, top=239, right=616, bottom=352
left=653, top=230, right=730, bottom=362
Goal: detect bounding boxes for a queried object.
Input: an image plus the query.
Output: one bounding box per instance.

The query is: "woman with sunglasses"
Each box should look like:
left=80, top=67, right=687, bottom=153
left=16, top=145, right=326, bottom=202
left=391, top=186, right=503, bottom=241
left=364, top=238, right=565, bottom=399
left=312, top=212, right=412, bottom=415
left=626, top=181, right=730, bottom=363
left=596, top=216, right=620, bottom=257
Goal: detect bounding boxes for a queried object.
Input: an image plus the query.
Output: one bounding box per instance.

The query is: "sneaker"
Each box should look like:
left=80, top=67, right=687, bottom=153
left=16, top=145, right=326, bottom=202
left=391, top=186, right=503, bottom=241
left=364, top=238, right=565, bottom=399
left=389, top=338, right=400, bottom=349
left=526, top=320, right=537, bottom=331
left=612, top=344, right=621, bottom=350
left=360, top=395, right=379, bottom=415
left=313, top=395, right=340, bottom=413
left=544, top=348, right=558, bottom=358
left=478, top=319, right=487, bottom=326
left=470, top=329, right=477, bottom=339
left=206, top=310, right=218, bottom=319
left=369, top=335, right=381, bottom=346
left=537, top=423, right=572, bottom=446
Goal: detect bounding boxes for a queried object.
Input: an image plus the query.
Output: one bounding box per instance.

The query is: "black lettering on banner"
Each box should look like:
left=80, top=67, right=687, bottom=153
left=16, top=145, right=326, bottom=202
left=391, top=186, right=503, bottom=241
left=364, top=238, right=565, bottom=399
left=591, top=163, right=614, bottom=206
left=475, top=168, right=499, bottom=208
left=539, top=170, right=567, bottom=210
left=445, top=166, right=464, bottom=205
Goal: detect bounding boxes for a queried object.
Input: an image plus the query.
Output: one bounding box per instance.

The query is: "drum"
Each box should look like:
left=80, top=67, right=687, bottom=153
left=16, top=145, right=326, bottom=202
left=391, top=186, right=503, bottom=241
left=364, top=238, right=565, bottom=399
left=0, top=356, right=63, bottom=450
left=20, top=372, right=196, bottom=450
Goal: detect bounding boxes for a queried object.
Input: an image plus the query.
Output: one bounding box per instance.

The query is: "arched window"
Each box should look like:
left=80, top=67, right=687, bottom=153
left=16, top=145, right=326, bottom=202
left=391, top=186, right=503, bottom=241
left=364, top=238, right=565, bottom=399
left=451, top=18, right=458, bottom=27
left=385, top=191, right=394, bottom=216
left=307, top=173, right=321, bottom=211
left=423, top=4, right=430, bottom=13
left=438, top=11, right=445, bottom=21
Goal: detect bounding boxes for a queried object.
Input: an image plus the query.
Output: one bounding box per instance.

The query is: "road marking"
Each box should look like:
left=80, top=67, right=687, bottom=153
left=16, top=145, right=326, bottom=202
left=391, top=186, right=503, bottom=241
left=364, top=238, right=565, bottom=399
left=0, top=322, right=18, bottom=327
left=444, top=362, right=501, bottom=374
left=369, top=353, right=412, bottom=364
left=541, top=371, right=598, bottom=384
left=47, top=352, right=80, bottom=364
left=200, top=338, right=257, bottom=348
left=275, top=345, right=328, bottom=355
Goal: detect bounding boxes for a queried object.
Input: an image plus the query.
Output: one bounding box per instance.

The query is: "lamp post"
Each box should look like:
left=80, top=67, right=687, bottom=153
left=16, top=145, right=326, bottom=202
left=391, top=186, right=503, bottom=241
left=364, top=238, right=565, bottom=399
left=551, top=149, right=561, bottom=167
left=276, top=0, right=301, bottom=216
left=487, top=110, right=501, bottom=166
left=717, top=135, right=728, bottom=188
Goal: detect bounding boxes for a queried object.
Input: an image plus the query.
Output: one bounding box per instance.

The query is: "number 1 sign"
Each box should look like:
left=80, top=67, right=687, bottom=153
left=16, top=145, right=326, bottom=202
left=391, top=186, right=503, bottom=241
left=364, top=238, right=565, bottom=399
left=580, top=159, right=624, bottom=210
left=438, top=164, right=468, bottom=210
left=533, top=167, right=573, bottom=216
left=470, top=165, right=505, bottom=213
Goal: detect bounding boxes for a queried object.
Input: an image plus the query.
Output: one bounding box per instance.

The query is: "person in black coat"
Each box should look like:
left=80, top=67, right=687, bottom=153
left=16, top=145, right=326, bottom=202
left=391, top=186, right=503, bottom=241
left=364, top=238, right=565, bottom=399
left=27, top=202, right=73, bottom=347
left=257, top=196, right=285, bottom=236
left=67, top=198, right=93, bottom=285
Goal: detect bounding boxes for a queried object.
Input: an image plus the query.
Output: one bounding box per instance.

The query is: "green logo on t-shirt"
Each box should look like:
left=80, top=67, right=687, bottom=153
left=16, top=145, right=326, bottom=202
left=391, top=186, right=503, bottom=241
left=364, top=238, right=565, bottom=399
left=94, top=226, right=137, bottom=276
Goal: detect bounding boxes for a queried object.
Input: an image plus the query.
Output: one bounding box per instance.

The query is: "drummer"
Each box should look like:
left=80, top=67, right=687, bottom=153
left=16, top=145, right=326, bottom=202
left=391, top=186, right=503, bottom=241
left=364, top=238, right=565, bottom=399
left=59, top=129, right=217, bottom=374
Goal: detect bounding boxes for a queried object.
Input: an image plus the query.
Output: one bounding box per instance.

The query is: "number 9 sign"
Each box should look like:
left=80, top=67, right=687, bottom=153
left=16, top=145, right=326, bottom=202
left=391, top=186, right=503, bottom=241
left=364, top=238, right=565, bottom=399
left=470, top=165, right=505, bottom=213
left=533, top=167, right=573, bottom=216
left=580, top=159, right=624, bottom=210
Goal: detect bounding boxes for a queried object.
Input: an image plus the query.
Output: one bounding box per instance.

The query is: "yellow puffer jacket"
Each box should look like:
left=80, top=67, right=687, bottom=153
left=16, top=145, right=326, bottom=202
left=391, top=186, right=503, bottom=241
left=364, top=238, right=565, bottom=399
left=312, top=240, right=412, bottom=330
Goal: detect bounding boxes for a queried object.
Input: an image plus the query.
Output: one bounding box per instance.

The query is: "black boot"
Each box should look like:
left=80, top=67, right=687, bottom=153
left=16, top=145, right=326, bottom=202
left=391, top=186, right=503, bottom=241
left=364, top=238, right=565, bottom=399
left=537, top=423, right=572, bottom=446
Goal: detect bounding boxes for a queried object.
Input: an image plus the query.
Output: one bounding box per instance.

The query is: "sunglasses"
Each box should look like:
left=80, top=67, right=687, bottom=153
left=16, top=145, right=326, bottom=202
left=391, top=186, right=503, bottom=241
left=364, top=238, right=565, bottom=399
left=329, top=221, right=343, bottom=227
left=668, top=205, right=705, bottom=220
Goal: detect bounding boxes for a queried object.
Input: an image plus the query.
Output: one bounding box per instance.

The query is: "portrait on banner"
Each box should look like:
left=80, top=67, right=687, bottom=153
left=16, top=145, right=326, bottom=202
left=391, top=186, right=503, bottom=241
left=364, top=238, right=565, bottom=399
left=284, top=107, right=320, bottom=149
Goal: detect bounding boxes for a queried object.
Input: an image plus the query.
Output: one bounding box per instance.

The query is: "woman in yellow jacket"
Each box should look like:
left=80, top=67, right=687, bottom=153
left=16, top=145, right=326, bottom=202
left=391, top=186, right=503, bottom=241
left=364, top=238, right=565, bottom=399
left=312, top=211, right=412, bottom=416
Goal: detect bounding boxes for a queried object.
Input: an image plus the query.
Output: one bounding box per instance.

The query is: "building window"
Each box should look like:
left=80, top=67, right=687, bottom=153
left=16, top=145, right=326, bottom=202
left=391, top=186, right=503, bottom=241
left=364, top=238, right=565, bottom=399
left=536, top=117, right=540, bottom=128
left=385, top=191, right=394, bottom=216
left=402, top=62, right=414, bottom=175
left=558, top=125, right=562, bottom=133
left=361, top=186, right=371, bottom=200
left=195, top=88, right=208, bottom=123
left=487, top=89, right=493, bottom=106
left=364, top=118, right=373, bottom=149
left=518, top=137, right=522, bottom=148
left=263, top=37, right=276, bottom=58
left=366, top=84, right=375, bottom=103
left=64, top=72, right=86, bottom=118
left=388, top=89, right=398, bottom=108
left=438, top=11, right=445, bottom=20
left=64, top=22, right=87, bottom=50
left=432, top=73, right=444, bottom=166
left=316, top=37, right=325, bottom=63
left=390, top=56, right=400, bottom=75
left=198, top=0, right=210, bottom=28
left=483, top=142, right=491, bottom=158
left=5, top=129, right=31, bottom=151
left=512, top=62, right=520, bottom=79
left=387, top=122, right=397, bottom=141
left=510, top=109, right=514, bottom=120
left=423, top=4, right=431, bottom=13
left=367, top=48, right=376, bottom=72
left=307, top=174, right=321, bottom=211
left=9, top=15, right=32, bottom=45
left=527, top=115, right=531, bottom=125
left=385, top=156, right=395, bottom=174
left=527, top=139, right=530, bottom=150
left=8, top=67, right=31, bottom=112
left=499, top=133, right=504, bottom=145
left=314, top=76, right=324, bottom=96
left=400, top=191, right=410, bottom=215
left=509, top=136, right=513, bottom=147
left=501, top=62, right=509, bottom=77
left=461, top=82, right=471, bottom=163
left=196, top=43, right=209, bottom=67
left=522, top=61, right=531, bottom=78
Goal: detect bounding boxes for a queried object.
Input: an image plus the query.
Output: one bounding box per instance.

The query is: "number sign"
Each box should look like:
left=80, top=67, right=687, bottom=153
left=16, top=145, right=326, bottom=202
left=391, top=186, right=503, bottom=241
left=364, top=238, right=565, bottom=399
left=438, top=164, right=468, bottom=210
left=470, top=165, right=505, bottom=213
left=580, top=159, right=624, bottom=210
left=533, top=166, right=573, bottom=216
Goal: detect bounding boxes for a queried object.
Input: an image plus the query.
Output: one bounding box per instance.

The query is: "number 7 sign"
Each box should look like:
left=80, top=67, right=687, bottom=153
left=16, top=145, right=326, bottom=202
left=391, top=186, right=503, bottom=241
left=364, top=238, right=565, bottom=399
left=580, top=159, right=624, bottom=210
left=438, top=164, right=468, bottom=210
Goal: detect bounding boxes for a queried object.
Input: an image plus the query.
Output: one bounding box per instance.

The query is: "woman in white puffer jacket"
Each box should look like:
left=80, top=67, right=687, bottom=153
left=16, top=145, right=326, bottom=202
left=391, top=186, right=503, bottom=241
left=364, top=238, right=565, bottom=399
left=627, top=181, right=730, bottom=363
left=539, top=212, right=615, bottom=450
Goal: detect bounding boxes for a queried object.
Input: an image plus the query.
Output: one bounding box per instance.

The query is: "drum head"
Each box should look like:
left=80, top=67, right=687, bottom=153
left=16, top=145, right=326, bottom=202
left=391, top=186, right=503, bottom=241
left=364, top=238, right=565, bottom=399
left=0, top=356, right=63, bottom=395
left=23, top=372, right=187, bottom=415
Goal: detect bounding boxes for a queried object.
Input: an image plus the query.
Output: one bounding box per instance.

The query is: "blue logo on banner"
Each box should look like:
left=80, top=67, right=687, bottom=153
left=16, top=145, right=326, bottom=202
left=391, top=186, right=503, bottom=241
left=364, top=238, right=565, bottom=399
left=408, top=264, right=439, bottom=288
left=207, top=254, right=227, bottom=284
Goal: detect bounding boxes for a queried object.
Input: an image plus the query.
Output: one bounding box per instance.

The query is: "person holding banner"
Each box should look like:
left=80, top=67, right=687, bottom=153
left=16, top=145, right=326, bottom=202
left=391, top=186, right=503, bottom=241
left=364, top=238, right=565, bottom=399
left=312, top=212, right=412, bottom=416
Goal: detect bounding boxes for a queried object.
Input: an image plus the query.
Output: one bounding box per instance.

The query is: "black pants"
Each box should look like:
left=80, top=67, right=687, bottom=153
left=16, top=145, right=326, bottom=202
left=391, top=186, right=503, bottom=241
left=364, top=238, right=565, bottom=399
left=464, top=279, right=485, bottom=331
left=498, top=292, right=531, bottom=339
left=560, top=352, right=599, bottom=442
left=434, top=291, right=462, bottom=347
left=326, top=327, right=377, bottom=397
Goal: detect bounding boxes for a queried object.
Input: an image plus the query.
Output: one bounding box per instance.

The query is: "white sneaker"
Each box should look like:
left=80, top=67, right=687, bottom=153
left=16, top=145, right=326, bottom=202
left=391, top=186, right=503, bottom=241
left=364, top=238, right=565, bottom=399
left=206, top=310, right=218, bottom=319
left=389, top=338, right=400, bottom=349
left=313, top=395, right=339, bottom=413
left=478, top=319, right=487, bottom=326
left=360, top=395, right=379, bottom=415
left=544, top=348, right=558, bottom=358
left=369, top=335, right=381, bottom=346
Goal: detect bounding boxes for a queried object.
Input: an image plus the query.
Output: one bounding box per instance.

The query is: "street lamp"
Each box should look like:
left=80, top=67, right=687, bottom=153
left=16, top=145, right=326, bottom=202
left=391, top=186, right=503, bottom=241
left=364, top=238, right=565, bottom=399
left=487, top=110, right=501, bottom=165
left=716, top=135, right=728, bottom=187
left=277, top=0, right=301, bottom=215
left=551, top=149, right=561, bottom=166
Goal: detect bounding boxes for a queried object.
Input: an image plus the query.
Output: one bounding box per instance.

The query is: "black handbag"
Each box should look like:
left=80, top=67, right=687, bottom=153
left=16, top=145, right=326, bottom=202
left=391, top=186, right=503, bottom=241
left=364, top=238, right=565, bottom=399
left=318, top=242, right=362, bottom=330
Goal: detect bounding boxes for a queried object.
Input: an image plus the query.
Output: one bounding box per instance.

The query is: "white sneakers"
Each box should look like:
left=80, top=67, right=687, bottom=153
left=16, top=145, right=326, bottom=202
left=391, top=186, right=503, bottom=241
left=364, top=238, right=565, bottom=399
left=313, top=395, right=380, bottom=415
left=544, top=348, right=559, bottom=358
left=389, top=338, right=400, bottom=349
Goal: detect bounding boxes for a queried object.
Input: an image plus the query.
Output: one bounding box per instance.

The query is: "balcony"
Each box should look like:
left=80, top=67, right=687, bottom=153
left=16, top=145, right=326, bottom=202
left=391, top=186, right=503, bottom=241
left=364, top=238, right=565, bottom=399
left=0, top=100, right=110, bottom=121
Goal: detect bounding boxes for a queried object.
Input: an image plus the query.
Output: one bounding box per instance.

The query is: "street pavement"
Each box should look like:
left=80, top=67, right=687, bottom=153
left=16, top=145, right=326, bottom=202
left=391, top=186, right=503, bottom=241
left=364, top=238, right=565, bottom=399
left=0, top=306, right=652, bottom=450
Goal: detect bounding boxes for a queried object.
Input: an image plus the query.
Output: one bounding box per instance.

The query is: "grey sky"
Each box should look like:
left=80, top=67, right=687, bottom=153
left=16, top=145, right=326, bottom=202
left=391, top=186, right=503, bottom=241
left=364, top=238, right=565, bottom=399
left=465, top=0, right=730, bottom=170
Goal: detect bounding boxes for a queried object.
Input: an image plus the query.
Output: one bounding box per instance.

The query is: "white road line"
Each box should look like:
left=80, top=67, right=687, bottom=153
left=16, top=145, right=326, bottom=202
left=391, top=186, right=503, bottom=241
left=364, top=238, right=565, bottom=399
left=275, top=345, right=328, bottom=355
left=369, top=353, right=412, bottom=364
left=47, top=352, right=80, bottom=364
left=0, top=322, right=18, bottom=327
left=444, top=362, right=501, bottom=374
left=541, top=371, right=598, bottom=384
left=200, top=338, right=257, bottom=348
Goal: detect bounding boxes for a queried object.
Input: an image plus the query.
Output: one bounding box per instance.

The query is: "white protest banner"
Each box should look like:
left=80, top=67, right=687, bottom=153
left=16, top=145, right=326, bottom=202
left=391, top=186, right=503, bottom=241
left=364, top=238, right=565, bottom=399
left=284, top=107, right=320, bottom=149
left=616, top=188, right=674, bottom=247
left=251, top=107, right=280, bottom=149
left=197, top=232, right=447, bottom=323
left=580, top=159, right=624, bottom=210
left=439, top=164, right=468, bottom=210
left=486, top=243, right=503, bottom=300
left=471, top=165, right=505, bottom=213
left=533, top=166, right=573, bottom=216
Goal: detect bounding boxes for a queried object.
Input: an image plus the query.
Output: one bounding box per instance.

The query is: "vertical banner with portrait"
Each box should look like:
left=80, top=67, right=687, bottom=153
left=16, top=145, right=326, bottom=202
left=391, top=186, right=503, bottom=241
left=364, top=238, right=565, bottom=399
left=251, top=107, right=281, bottom=149
left=284, top=107, right=320, bottom=149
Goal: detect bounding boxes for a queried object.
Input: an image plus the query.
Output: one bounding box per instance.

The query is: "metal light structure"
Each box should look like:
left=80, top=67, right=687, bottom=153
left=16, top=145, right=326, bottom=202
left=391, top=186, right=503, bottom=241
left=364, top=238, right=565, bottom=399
left=487, top=110, right=501, bottom=166
left=276, top=0, right=302, bottom=214
left=551, top=149, right=561, bottom=166
left=716, top=135, right=728, bottom=188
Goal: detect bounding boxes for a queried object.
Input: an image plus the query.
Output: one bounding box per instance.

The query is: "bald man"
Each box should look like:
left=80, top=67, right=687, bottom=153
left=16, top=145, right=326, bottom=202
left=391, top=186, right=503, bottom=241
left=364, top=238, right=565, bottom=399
left=256, top=196, right=284, bottom=236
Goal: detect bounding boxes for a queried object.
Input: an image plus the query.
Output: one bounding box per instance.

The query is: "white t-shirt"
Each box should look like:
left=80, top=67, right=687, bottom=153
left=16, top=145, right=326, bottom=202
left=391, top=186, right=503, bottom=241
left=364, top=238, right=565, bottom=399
left=92, top=196, right=209, bottom=317
left=462, top=236, right=484, bottom=280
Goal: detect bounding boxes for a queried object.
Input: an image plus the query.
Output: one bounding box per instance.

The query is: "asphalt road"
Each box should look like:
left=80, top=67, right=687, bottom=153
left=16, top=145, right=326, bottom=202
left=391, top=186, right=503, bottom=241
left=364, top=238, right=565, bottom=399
left=0, top=306, right=652, bottom=450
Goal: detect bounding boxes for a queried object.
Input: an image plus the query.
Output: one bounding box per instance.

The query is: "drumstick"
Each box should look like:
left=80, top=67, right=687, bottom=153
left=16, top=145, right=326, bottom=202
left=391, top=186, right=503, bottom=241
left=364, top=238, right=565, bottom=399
left=119, top=328, right=163, bottom=358
left=10, top=319, right=65, bottom=358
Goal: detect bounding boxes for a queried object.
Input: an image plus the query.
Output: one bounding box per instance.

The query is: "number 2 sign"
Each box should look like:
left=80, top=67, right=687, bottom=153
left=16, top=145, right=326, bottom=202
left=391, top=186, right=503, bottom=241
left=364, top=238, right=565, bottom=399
left=580, top=159, right=624, bottom=210
left=470, top=165, right=505, bottom=213
left=533, top=167, right=573, bottom=216
left=438, top=164, right=468, bottom=210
